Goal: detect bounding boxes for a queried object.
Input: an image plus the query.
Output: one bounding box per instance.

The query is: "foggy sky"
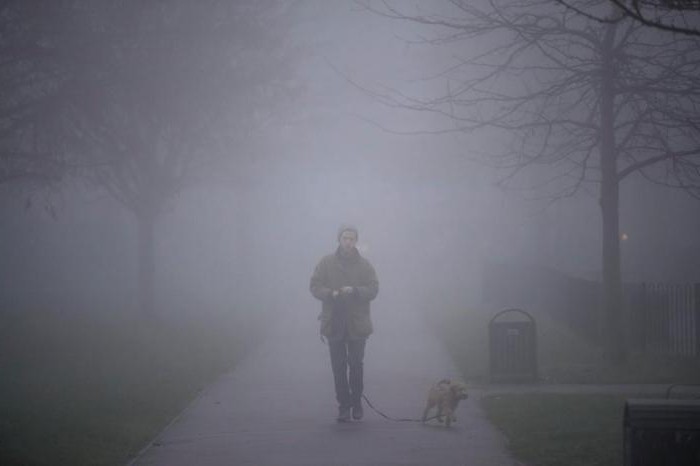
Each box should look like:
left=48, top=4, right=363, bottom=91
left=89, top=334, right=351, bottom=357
left=0, top=0, right=698, bottom=329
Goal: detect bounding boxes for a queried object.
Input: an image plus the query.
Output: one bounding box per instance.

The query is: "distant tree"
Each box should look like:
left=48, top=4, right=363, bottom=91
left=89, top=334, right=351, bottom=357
left=0, top=1, right=77, bottom=193
left=365, top=0, right=700, bottom=364
left=64, top=1, right=300, bottom=315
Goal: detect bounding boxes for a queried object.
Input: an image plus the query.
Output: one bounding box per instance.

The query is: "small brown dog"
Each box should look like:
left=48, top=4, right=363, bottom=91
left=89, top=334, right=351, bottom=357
left=421, top=379, right=469, bottom=427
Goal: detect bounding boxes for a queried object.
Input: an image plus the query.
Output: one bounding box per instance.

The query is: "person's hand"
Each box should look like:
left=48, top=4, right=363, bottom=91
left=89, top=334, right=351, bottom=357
left=340, top=286, right=354, bottom=295
left=332, top=289, right=340, bottom=299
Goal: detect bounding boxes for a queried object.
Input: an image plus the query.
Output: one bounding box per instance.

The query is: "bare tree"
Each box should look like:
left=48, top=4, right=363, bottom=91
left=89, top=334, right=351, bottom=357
left=65, top=1, right=300, bottom=315
left=555, top=0, right=700, bottom=36
left=0, top=1, right=79, bottom=192
left=364, top=0, right=700, bottom=364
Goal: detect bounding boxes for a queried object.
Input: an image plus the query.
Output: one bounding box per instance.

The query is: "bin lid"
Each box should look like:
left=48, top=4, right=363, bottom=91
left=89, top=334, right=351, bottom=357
left=489, top=308, right=535, bottom=325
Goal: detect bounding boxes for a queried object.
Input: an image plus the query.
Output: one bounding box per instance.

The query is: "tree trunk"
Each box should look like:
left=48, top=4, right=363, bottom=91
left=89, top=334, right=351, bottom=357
left=137, top=211, right=157, bottom=316
left=599, top=18, right=627, bottom=365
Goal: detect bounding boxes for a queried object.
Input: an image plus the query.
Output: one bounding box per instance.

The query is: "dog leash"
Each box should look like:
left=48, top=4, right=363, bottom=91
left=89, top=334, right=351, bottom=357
left=320, top=338, right=440, bottom=423
left=361, top=394, right=439, bottom=423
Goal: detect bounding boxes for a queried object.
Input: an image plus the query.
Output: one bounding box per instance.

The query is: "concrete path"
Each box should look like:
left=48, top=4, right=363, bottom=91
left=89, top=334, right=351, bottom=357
left=129, top=310, right=517, bottom=466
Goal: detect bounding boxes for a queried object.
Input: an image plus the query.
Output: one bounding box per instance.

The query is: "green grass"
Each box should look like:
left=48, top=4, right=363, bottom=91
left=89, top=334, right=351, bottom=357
left=481, top=393, right=628, bottom=466
left=434, top=307, right=700, bottom=466
left=431, top=307, right=602, bottom=383
left=0, top=308, right=259, bottom=466
left=433, top=306, right=700, bottom=384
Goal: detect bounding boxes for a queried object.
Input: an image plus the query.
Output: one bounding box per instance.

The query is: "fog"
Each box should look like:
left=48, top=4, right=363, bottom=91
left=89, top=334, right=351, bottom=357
left=2, top=0, right=700, bottom=350
left=4, top=3, right=700, bottom=465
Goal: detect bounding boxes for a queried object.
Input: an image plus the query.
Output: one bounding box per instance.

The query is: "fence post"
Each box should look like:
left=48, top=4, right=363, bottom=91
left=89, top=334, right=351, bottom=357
left=695, top=283, right=700, bottom=358
left=639, top=283, right=647, bottom=355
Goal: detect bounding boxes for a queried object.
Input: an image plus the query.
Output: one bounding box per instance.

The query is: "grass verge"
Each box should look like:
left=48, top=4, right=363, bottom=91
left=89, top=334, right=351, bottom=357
left=481, top=393, right=629, bottom=466
left=433, top=306, right=700, bottom=384
left=0, top=308, right=258, bottom=466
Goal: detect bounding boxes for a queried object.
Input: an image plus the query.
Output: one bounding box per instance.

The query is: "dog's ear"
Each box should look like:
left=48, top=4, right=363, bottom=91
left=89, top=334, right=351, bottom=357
left=438, top=378, right=451, bottom=385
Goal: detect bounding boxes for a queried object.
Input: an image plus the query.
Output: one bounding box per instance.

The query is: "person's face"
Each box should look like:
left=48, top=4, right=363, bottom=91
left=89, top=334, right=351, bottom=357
left=338, top=230, right=358, bottom=254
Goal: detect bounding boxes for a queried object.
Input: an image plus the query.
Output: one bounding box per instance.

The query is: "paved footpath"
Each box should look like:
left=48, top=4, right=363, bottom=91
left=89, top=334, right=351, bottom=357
left=129, top=310, right=518, bottom=466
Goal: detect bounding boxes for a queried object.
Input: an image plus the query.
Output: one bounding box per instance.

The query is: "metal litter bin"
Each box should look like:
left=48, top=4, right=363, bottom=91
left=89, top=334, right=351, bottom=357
left=488, top=308, right=537, bottom=383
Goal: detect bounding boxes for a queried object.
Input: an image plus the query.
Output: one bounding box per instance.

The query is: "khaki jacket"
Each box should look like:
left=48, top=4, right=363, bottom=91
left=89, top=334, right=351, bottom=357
left=310, top=248, right=379, bottom=340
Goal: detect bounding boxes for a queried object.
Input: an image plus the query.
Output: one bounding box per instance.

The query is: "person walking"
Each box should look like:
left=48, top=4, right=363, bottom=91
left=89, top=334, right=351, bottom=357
left=310, top=225, right=379, bottom=422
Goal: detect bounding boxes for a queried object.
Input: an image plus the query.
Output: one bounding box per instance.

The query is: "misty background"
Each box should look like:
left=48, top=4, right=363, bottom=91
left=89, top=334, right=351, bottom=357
left=1, top=0, right=699, bottom=343
left=3, top=2, right=700, bottom=465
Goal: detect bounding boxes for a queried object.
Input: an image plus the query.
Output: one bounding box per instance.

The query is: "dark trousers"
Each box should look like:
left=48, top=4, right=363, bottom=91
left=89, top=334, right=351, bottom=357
left=328, top=338, right=366, bottom=409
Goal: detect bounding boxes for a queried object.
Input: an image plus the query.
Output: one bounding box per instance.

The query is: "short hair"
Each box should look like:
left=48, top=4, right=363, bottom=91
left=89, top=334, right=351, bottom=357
left=337, top=224, right=359, bottom=241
